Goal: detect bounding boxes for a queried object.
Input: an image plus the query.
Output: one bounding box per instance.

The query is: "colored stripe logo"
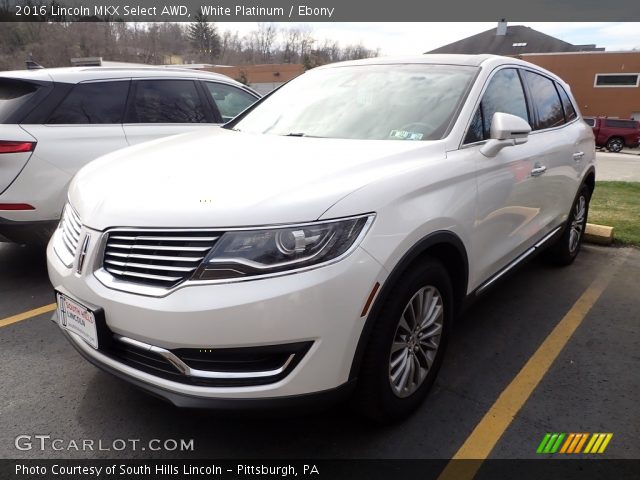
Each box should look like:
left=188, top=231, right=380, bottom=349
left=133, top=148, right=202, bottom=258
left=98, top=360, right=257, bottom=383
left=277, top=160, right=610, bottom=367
left=537, top=433, right=613, bottom=454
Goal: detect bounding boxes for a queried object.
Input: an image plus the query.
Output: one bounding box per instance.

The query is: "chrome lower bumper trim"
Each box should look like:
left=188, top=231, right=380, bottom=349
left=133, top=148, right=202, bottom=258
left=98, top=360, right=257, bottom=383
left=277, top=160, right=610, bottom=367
left=115, top=335, right=295, bottom=380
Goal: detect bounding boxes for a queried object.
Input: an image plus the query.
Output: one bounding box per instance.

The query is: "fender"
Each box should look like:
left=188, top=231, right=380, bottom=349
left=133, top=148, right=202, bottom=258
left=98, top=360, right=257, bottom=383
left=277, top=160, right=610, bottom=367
left=348, top=230, right=468, bottom=381
left=582, top=165, right=596, bottom=194
left=558, top=165, right=596, bottom=236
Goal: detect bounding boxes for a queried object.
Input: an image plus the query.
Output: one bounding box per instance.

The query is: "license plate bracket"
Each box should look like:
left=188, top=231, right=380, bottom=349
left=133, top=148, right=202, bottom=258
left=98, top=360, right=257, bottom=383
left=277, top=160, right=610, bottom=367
left=55, top=292, right=111, bottom=350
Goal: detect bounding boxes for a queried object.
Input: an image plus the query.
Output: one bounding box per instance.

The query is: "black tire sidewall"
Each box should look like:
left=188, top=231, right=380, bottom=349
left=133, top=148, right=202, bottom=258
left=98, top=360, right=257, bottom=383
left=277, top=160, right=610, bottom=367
left=550, top=184, right=591, bottom=265
left=355, top=259, right=454, bottom=421
left=607, top=138, right=623, bottom=152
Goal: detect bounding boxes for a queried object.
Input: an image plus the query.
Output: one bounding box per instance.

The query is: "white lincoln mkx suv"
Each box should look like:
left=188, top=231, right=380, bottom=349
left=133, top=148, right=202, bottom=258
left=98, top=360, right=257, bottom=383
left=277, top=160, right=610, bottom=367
left=47, top=55, right=596, bottom=421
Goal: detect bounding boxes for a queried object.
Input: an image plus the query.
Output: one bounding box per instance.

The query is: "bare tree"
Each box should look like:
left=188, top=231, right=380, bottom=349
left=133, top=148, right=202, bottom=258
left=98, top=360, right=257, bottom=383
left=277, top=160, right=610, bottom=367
left=0, top=21, right=379, bottom=71
left=281, top=27, right=302, bottom=63
left=258, top=23, right=278, bottom=63
left=298, top=26, right=315, bottom=60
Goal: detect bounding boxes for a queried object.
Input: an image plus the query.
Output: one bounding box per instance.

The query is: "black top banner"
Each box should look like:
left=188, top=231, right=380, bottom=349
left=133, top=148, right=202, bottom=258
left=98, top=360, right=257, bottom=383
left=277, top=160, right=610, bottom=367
left=2, top=0, right=640, bottom=22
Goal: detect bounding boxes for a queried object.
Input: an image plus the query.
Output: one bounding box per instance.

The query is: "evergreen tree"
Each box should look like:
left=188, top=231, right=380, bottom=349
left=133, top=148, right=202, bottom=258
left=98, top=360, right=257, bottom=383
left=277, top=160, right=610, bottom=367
left=188, top=13, right=220, bottom=61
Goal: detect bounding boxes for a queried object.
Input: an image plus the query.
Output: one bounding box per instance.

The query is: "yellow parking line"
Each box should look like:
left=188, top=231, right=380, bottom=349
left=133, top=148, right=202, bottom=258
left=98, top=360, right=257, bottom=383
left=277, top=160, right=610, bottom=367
left=438, top=250, right=627, bottom=480
left=0, top=303, right=56, bottom=328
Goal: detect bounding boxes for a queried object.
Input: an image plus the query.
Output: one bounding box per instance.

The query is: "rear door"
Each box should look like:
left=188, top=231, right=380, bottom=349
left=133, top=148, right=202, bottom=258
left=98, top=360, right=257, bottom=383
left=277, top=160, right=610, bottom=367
left=556, top=81, right=594, bottom=189
left=20, top=80, right=130, bottom=175
left=122, top=79, right=217, bottom=146
left=521, top=70, right=581, bottom=228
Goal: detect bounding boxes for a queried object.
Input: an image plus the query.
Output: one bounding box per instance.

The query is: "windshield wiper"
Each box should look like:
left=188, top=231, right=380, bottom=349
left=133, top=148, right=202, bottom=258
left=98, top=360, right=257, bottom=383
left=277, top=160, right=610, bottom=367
left=283, top=132, right=306, bottom=137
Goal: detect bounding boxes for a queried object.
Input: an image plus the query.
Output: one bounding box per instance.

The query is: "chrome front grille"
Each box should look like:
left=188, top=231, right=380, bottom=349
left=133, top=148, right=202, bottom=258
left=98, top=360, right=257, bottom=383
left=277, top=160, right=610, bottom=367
left=54, top=204, right=82, bottom=266
left=61, top=204, right=82, bottom=254
left=103, top=230, right=221, bottom=288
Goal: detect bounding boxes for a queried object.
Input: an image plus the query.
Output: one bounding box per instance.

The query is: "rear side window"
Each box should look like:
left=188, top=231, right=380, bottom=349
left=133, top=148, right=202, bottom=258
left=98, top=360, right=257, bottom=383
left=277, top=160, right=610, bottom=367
left=464, top=68, right=529, bottom=144
left=128, top=80, right=207, bottom=123
left=556, top=83, right=577, bottom=122
left=604, top=119, right=637, bottom=129
left=523, top=71, right=565, bottom=130
left=584, top=118, right=595, bottom=127
left=203, top=82, right=256, bottom=122
left=0, top=79, right=41, bottom=123
left=47, top=81, right=129, bottom=124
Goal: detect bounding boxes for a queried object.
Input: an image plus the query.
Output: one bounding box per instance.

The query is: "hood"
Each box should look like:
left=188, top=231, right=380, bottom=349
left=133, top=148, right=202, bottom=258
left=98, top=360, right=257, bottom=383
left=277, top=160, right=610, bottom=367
left=69, top=128, right=446, bottom=230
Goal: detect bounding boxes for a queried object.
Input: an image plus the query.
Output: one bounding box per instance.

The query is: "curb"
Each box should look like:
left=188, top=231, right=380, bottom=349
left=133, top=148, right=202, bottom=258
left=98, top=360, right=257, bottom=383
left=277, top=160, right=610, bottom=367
left=584, top=223, right=614, bottom=245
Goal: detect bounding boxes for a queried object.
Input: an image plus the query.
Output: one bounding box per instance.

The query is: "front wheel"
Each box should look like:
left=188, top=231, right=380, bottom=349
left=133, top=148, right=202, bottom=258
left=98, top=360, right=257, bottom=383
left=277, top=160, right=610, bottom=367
left=353, top=258, right=453, bottom=422
left=547, top=184, right=591, bottom=266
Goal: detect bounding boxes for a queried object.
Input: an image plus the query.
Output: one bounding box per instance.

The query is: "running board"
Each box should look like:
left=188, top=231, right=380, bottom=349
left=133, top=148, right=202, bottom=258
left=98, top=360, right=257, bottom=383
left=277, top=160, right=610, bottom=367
left=475, top=226, right=563, bottom=296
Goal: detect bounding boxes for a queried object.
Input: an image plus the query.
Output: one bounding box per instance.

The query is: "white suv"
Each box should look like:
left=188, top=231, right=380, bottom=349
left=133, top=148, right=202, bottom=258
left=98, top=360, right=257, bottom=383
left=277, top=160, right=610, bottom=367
left=47, top=55, right=595, bottom=421
left=0, top=67, right=258, bottom=243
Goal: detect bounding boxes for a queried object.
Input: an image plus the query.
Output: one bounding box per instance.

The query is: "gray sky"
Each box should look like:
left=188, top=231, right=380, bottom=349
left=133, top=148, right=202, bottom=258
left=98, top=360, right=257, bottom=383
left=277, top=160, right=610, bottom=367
left=220, top=22, right=640, bottom=55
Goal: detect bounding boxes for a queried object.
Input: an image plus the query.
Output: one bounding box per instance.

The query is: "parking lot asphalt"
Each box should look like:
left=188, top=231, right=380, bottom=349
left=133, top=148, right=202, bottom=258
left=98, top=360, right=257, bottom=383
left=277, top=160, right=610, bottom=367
left=596, top=150, right=640, bottom=181
left=0, top=242, right=638, bottom=460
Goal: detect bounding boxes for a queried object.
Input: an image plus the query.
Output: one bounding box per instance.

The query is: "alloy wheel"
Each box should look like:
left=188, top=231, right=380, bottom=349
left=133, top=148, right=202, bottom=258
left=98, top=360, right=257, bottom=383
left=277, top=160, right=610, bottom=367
left=608, top=138, right=624, bottom=153
left=569, top=195, right=586, bottom=253
left=389, top=286, right=443, bottom=398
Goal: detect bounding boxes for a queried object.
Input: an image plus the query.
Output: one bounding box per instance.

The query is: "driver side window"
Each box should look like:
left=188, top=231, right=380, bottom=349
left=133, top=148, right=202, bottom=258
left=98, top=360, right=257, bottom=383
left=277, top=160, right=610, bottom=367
left=464, top=68, right=529, bottom=144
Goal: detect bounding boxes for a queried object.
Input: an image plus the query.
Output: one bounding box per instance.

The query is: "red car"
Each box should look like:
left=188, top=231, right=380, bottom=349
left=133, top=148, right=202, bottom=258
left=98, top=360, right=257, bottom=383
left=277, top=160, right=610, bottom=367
left=584, top=117, right=640, bottom=152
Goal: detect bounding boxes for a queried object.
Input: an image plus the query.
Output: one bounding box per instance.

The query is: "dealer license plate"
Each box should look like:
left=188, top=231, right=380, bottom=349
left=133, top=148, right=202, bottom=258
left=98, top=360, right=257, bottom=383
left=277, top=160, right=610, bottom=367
left=56, top=293, right=98, bottom=349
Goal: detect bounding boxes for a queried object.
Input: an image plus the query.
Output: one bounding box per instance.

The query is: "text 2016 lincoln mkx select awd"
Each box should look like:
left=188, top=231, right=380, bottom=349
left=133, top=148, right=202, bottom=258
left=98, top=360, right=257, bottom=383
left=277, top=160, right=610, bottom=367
left=47, top=55, right=596, bottom=421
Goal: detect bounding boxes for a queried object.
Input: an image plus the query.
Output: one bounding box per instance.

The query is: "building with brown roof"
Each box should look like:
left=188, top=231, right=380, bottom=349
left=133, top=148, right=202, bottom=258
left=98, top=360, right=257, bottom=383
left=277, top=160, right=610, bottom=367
left=429, top=21, right=638, bottom=120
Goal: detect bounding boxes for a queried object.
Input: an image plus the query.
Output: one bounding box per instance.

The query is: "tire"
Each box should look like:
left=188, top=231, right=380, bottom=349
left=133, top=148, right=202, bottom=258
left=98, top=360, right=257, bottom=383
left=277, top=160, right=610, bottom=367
left=547, top=184, right=591, bottom=266
left=353, top=258, right=453, bottom=422
left=606, top=137, right=624, bottom=153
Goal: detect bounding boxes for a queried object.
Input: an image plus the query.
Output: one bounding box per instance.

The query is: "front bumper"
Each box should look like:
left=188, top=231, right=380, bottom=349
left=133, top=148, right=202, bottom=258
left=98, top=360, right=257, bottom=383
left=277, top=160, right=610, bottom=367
left=60, top=327, right=357, bottom=409
left=47, top=227, right=386, bottom=402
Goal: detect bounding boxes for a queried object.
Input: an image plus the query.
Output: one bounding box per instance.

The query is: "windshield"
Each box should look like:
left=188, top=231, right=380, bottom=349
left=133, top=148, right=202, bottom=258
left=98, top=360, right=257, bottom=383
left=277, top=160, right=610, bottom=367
left=232, top=64, right=477, bottom=141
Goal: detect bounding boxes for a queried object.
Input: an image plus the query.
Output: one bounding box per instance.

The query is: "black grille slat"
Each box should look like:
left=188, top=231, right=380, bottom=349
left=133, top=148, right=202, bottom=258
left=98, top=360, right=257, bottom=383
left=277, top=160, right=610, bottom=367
left=103, top=229, right=221, bottom=288
left=112, top=346, right=176, bottom=373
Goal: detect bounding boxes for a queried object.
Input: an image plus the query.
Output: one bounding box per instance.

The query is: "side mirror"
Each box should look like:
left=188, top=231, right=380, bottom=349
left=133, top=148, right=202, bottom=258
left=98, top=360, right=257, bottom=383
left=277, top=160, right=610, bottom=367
left=480, top=112, right=532, bottom=157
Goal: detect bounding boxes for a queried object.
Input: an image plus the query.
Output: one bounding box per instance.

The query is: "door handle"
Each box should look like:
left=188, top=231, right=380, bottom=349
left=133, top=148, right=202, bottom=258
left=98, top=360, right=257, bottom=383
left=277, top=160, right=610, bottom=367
left=573, top=152, right=585, bottom=162
left=531, top=165, right=547, bottom=177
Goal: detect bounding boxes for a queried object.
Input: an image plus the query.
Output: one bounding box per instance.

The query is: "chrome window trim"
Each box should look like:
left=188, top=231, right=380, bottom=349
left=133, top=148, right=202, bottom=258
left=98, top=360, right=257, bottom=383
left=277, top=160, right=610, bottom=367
left=458, top=64, right=581, bottom=150
left=93, top=213, right=376, bottom=298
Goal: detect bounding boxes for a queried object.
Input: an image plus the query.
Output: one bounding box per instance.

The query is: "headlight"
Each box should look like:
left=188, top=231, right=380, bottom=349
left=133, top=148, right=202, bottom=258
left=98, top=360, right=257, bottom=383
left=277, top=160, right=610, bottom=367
left=193, top=214, right=374, bottom=280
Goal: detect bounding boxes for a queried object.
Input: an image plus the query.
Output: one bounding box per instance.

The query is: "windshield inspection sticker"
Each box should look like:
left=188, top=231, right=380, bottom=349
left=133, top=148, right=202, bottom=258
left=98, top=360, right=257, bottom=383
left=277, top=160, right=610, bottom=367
left=389, top=130, right=424, bottom=140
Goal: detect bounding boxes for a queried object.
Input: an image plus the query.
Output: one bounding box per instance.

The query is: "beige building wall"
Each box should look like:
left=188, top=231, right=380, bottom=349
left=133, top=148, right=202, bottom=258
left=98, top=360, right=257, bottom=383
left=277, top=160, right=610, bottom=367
left=203, top=64, right=304, bottom=87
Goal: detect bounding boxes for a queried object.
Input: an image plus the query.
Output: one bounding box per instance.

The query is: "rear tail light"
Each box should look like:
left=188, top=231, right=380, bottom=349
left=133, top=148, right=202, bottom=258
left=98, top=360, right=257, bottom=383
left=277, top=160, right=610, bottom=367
left=0, top=203, right=35, bottom=210
left=0, top=141, right=36, bottom=154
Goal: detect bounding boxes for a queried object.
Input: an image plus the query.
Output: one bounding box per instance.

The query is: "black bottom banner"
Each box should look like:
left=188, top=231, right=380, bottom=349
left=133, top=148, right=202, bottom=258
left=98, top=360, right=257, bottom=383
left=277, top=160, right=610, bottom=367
left=2, top=459, right=640, bottom=480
